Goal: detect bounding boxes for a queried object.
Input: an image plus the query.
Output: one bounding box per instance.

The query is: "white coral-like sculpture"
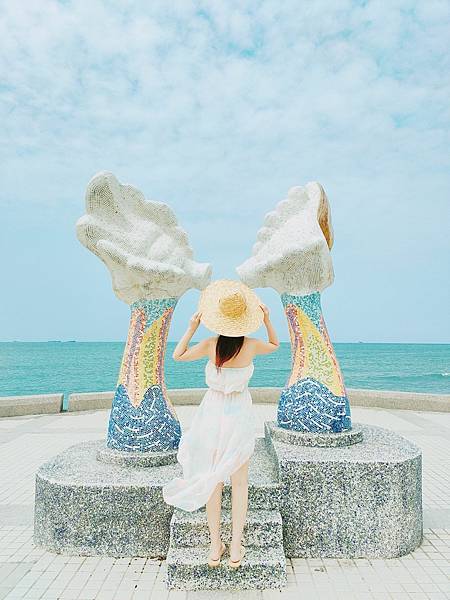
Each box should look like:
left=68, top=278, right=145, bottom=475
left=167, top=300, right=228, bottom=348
left=236, top=182, right=334, bottom=295
left=76, top=172, right=212, bottom=303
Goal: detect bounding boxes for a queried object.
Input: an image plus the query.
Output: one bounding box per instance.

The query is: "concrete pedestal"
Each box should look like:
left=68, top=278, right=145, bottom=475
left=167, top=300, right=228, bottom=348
left=34, top=421, right=423, bottom=562
left=265, top=421, right=423, bottom=558
left=33, top=438, right=279, bottom=558
left=34, top=440, right=177, bottom=557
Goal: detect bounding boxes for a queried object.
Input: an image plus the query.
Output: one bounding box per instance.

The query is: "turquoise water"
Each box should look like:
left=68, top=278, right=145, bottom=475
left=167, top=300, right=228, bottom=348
left=0, top=342, right=449, bottom=409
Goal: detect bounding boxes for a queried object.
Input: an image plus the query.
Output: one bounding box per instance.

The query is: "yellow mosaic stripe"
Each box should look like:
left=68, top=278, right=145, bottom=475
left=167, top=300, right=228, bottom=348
left=117, top=309, right=139, bottom=386
left=288, top=322, right=304, bottom=386
left=290, top=305, right=343, bottom=397
left=136, top=314, right=164, bottom=404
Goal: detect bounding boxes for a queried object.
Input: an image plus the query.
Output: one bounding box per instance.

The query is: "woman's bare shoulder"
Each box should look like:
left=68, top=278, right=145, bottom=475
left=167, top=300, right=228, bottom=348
left=244, top=336, right=279, bottom=355
left=243, top=337, right=259, bottom=350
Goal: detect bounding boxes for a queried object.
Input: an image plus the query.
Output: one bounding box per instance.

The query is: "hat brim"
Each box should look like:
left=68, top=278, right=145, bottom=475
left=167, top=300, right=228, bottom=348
left=198, top=279, right=264, bottom=336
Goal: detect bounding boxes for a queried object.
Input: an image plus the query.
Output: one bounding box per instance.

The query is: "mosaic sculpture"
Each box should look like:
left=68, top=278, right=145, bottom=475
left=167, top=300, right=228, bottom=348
left=76, top=172, right=212, bottom=451
left=35, top=179, right=422, bottom=565
left=237, top=182, right=351, bottom=433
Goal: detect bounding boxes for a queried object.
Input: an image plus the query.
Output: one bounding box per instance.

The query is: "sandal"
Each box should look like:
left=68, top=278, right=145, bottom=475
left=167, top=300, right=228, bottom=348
left=228, top=545, right=246, bottom=569
left=207, top=541, right=226, bottom=567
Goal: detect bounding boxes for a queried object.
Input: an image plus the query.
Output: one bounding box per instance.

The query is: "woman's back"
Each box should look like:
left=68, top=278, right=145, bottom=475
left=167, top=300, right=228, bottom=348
left=205, top=358, right=254, bottom=394
left=206, top=335, right=279, bottom=368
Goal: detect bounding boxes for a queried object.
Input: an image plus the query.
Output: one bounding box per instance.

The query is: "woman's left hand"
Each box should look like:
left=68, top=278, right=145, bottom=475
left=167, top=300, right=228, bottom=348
left=189, top=311, right=202, bottom=331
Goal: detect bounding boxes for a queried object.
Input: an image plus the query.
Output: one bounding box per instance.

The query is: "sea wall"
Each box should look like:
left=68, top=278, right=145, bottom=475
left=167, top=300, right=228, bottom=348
left=67, top=386, right=281, bottom=412
left=68, top=387, right=449, bottom=413
left=0, top=394, right=64, bottom=417
left=0, top=388, right=449, bottom=417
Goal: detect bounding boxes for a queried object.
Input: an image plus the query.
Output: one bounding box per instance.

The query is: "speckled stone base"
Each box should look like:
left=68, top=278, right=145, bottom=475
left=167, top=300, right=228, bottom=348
left=34, top=420, right=423, bottom=573
left=166, top=545, right=287, bottom=590
left=267, top=420, right=363, bottom=447
left=170, top=508, right=283, bottom=548
left=265, top=420, right=423, bottom=558
left=96, top=444, right=177, bottom=467
left=34, top=440, right=178, bottom=557
left=34, top=438, right=281, bottom=558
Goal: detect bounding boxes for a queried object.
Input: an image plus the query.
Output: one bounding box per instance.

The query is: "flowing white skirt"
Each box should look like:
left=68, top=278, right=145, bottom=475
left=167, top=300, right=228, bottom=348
left=162, top=386, right=256, bottom=512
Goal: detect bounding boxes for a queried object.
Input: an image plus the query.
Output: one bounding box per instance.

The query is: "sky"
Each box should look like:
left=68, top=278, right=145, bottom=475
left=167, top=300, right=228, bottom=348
left=0, top=0, right=449, bottom=344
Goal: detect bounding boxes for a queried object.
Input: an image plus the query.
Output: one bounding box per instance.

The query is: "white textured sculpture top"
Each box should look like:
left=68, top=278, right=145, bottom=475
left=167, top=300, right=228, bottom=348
left=76, top=172, right=211, bottom=303
left=236, top=182, right=334, bottom=295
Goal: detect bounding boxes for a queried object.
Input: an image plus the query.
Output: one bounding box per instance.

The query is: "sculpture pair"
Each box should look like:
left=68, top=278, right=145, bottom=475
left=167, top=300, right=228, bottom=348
left=76, top=173, right=351, bottom=454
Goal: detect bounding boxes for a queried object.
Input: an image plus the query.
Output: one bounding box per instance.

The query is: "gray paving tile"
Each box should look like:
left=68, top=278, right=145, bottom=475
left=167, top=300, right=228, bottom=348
left=0, top=406, right=449, bottom=598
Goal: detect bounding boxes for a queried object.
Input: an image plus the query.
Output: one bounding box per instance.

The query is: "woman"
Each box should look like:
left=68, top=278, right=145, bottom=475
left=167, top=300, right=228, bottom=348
left=162, top=279, right=279, bottom=569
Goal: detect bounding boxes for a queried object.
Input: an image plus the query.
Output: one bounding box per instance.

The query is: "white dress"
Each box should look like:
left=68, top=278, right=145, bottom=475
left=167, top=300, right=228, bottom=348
left=162, top=359, right=256, bottom=512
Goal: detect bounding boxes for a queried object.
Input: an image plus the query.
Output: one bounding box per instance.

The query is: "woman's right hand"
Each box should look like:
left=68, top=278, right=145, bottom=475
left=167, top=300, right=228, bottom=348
left=259, top=303, right=270, bottom=322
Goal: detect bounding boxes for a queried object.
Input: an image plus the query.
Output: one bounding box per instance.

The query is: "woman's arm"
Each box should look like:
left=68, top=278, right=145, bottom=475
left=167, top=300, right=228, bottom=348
left=251, top=304, right=280, bottom=355
left=172, top=311, right=211, bottom=362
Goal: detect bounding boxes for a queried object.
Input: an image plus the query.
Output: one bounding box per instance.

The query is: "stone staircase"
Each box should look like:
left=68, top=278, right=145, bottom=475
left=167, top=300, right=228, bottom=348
left=165, top=438, right=287, bottom=590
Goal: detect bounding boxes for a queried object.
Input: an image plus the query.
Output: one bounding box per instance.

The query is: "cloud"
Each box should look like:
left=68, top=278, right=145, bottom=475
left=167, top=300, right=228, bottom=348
left=0, top=0, right=449, bottom=341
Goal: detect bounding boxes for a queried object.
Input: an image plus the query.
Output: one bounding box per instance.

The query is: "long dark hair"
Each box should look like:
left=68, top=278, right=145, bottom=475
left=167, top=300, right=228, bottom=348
left=215, top=335, right=245, bottom=369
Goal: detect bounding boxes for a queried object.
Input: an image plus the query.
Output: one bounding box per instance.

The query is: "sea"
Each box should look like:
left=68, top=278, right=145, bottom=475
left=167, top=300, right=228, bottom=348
left=0, top=342, right=449, bottom=410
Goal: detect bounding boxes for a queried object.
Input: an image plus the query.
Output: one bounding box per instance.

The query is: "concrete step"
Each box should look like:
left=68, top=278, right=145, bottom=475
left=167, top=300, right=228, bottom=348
left=170, top=508, right=283, bottom=548
left=165, top=437, right=287, bottom=590
left=166, top=543, right=287, bottom=590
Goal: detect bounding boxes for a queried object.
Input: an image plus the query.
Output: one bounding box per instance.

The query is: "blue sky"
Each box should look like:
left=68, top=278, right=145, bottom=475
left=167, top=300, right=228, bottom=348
left=0, top=0, right=449, bottom=343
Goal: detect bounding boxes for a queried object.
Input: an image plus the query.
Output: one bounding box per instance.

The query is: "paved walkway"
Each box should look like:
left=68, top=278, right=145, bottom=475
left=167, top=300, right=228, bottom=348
left=0, top=404, right=449, bottom=600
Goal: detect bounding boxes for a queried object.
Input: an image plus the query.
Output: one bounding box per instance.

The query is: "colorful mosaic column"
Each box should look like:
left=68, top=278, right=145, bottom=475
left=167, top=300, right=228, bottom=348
left=107, top=297, right=181, bottom=452
left=278, top=292, right=351, bottom=433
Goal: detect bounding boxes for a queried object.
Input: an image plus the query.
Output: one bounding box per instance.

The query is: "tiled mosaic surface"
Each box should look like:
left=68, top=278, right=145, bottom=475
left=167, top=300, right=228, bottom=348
left=107, top=298, right=182, bottom=452
left=0, top=405, right=449, bottom=599
left=279, top=292, right=352, bottom=433
left=77, top=172, right=213, bottom=454
left=236, top=182, right=335, bottom=297
left=77, top=171, right=212, bottom=305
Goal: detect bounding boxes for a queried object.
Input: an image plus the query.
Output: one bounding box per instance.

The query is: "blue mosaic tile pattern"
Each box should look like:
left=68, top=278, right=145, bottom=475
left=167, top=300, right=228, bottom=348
left=278, top=377, right=351, bottom=433
left=130, top=297, right=178, bottom=321
left=107, top=384, right=181, bottom=452
left=281, top=291, right=322, bottom=328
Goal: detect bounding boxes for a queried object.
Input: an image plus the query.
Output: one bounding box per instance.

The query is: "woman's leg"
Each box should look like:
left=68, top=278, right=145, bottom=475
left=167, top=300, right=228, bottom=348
left=229, top=459, right=249, bottom=561
left=206, top=481, right=224, bottom=558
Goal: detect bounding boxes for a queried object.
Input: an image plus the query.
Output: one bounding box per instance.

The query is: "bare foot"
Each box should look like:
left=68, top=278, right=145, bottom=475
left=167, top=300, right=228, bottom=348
left=229, top=542, right=243, bottom=562
left=209, top=540, right=225, bottom=561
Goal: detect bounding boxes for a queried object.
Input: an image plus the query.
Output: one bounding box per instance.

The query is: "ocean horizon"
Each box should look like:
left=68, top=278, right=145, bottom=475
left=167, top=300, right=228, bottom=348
left=0, top=342, right=449, bottom=410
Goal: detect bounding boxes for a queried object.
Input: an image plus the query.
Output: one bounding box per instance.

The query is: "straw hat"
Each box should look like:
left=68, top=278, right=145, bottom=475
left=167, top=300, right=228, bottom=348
left=198, top=279, right=264, bottom=336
